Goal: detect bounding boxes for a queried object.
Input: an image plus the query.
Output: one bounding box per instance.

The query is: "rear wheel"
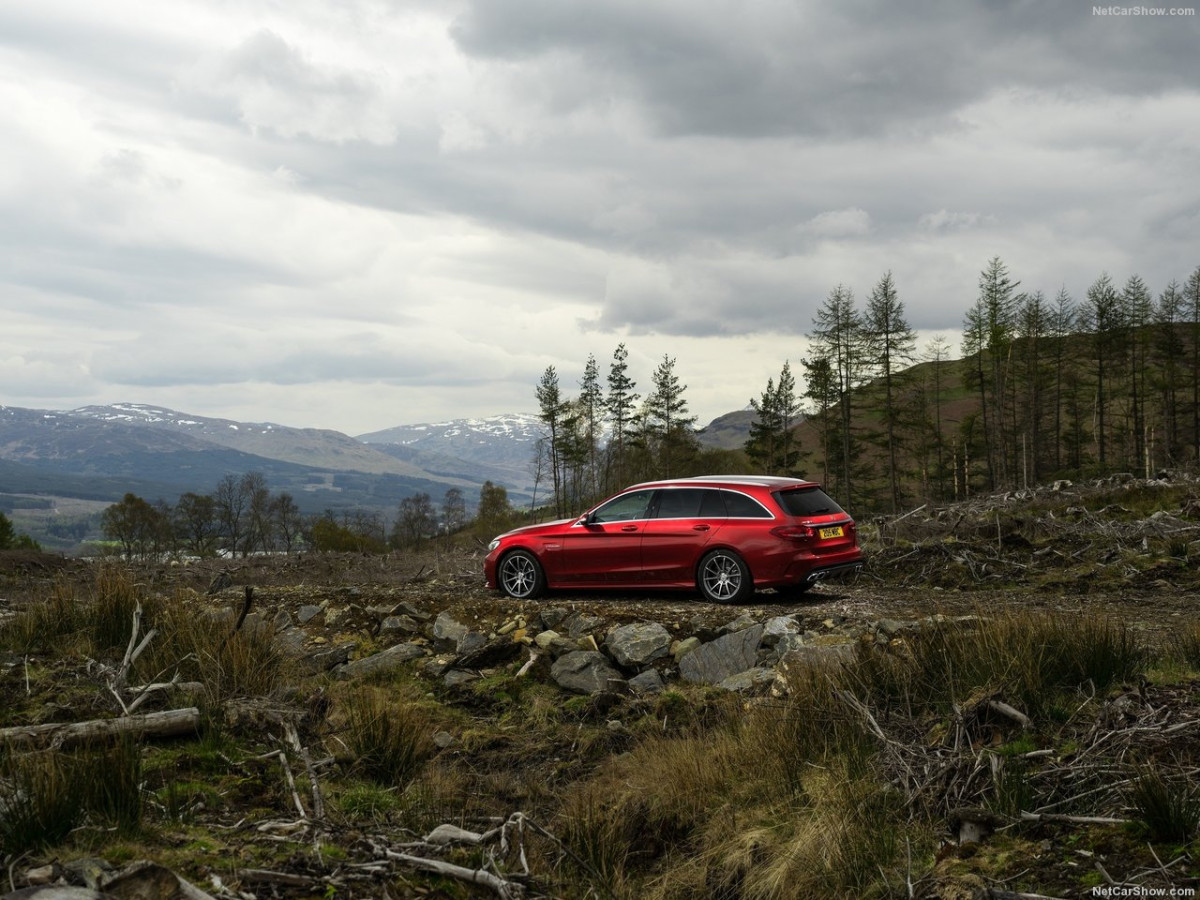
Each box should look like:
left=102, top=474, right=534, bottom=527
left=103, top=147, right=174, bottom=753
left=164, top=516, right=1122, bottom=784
left=498, top=550, right=546, bottom=599
left=697, top=549, right=753, bottom=603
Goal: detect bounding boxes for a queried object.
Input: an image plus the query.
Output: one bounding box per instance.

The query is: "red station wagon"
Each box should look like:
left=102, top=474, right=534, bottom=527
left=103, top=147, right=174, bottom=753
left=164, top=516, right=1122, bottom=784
left=483, top=475, right=863, bottom=603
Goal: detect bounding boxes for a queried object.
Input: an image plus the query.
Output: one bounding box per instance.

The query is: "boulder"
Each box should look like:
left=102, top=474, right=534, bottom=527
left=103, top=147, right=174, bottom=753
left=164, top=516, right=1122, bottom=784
left=604, top=622, right=671, bottom=668
left=432, top=611, right=470, bottom=644
left=671, top=636, right=701, bottom=663
left=628, top=668, right=666, bottom=695
left=718, top=667, right=776, bottom=693
left=534, top=630, right=580, bottom=658
left=379, top=615, right=420, bottom=637
left=551, top=651, right=627, bottom=695
left=561, top=612, right=606, bottom=639
left=299, top=641, right=356, bottom=674
left=338, top=642, right=427, bottom=679
left=452, top=637, right=523, bottom=670
left=761, top=615, right=801, bottom=647
left=297, top=604, right=324, bottom=625
left=679, top=624, right=765, bottom=685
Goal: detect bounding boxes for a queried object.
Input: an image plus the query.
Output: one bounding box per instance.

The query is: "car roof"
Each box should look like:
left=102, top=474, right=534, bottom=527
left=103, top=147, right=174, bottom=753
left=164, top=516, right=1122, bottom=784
left=625, top=475, right=817, bottom=491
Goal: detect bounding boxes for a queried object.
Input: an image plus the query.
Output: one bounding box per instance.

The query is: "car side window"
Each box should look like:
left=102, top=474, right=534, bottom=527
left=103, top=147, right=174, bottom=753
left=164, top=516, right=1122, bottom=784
left=590, top=490, right=656, bottom=524
left=653, top=488, right=704, bottom=519
left=721, top=490, right=773, bottom=518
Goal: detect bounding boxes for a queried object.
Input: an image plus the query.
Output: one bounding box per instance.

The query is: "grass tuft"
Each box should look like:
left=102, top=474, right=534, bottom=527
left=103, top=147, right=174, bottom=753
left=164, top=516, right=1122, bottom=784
left=1125, top=763, right=1200, bottom=843
left=338, top=685, right=435, bottom=788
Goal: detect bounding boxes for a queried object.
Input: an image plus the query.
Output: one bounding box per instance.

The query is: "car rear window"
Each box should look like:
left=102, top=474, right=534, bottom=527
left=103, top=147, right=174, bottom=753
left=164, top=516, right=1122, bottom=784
left=775, top=487, right=844, bottom=517
left=721, top=490, right=773, bottom=518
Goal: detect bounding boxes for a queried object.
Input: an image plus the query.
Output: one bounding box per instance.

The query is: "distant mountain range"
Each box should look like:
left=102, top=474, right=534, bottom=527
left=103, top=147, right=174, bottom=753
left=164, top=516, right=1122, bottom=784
left=0, top=402, right=754, bottom=548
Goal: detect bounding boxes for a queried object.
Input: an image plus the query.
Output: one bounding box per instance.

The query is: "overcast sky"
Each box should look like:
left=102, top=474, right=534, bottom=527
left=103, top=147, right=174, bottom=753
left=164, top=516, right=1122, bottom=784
left=2, top=1, right=1198, bottom=436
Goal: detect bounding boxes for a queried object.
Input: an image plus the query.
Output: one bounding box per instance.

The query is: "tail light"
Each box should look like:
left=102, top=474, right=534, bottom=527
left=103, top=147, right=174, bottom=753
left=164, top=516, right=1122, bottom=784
left=771, top=524, right=815, bottom=542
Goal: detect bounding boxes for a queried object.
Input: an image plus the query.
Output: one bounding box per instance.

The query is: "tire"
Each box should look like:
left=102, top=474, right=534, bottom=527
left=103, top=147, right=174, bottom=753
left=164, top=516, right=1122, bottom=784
left=497, top=549, right=546, bottom=599
left=696, top=549, right=753, bottom=604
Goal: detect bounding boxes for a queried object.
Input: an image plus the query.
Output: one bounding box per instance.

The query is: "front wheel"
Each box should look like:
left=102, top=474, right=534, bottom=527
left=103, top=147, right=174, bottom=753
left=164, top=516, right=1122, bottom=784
left=697, top=549, right=753, bottom=604
left=498, top=549, right=546, bottom=599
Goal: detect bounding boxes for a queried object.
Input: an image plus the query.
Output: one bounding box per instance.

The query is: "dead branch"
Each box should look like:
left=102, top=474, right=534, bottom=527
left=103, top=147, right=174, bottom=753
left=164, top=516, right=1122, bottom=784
left=283, top=721, right=325, bottom=820
left=379, top=849, right=524, bottom=899
left=0, top=707, right=200, bottom=750
left=1019, top=811, right=1131, bottom=826
left=988, top=700, right=1032, bottom=730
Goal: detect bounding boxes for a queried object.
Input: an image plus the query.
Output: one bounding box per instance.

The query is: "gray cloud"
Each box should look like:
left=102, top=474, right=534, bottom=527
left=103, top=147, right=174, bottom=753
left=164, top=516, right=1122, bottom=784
left=1, top=1, right=1197, bottom=433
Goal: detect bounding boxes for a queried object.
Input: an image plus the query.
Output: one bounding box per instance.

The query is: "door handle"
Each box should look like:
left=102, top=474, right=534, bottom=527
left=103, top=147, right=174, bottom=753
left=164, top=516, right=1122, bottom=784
left=621, top=525, right=639, bottom=532
left=692, top=524, right=710, bottom=532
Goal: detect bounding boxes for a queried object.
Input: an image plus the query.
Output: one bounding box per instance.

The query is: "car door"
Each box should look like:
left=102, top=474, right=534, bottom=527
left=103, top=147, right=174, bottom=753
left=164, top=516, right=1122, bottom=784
left=639, top=488, right=727, bottom=586
left=556, top=489, right=656, bottom=585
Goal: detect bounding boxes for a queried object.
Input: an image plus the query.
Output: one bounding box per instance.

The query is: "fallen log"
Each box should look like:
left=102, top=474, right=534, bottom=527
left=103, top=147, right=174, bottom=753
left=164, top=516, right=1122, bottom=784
left=0, top=707, right=200, bottom=750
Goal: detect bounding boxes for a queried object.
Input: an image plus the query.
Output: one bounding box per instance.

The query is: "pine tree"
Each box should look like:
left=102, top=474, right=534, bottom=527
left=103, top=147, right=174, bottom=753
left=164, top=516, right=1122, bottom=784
left=747, top=361, right=802, bottom=475
left=605, top=343, right=639, bottom=489
left=647, top=355, right=697, bottom=478
left=535, top=366, right=567, bottom=516
left=578, top=353, right=604, bottom=501
left=1154, top=280, right=1185, bottom=466
left=863, top=271, right=916, bottom=512
left=802, top=354, right=836, bottom=487
left=810, top=284, right=863, bottom=506
left=1185, top=267, right=1200, bottom=461
left=964, top=257, right=1020, bottom=488
left=1082, top=273, right=1123, bottom=466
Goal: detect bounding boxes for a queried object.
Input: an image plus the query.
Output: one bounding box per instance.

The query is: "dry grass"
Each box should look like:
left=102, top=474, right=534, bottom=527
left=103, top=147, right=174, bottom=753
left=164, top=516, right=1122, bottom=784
left=334, top=684, right=436, bottom=789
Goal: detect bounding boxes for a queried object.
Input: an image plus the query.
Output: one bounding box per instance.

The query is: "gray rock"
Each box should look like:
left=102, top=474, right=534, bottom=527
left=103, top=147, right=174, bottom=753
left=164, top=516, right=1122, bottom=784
left=452, top=637, right=523, bottom=669
left=551, top=651, right=627, bottom=695
left=679, top=624, right=765, bottom=685
left=442, top=670, right=479, bottom=688
left=605, top=622, right=671, bottom=668
left=534, top=629, right=579, bottom=658
left=379, top=615, right=420, bottom=636
left=272, top=609, right=294, bottom=632
left=539, top=607, right=569, bottom=630
left=689, top=616, right=720, bottom=642
left=456, top=631, right=488, bottom=654
left=774, top=633, right=808, bottom=654
left=339, top=642, right=428, bottom=679
left=720, top=613, right=758, bottom=634
left=297, top=604, right=324, bottom=625
left=397, top=601, right=432, bottom=621
left=761, top=615, right=801, bottom=647
left=628, top=669, right=666, bottom=695
left=777, top=643, right=856, bottom=677
left=671, top=636, right=701, bottom=663
left=275, top=627, right=308, bottom=655
left=299, top=642, right=356, bottom=673
left=433, top=611, right=469, bottom=644
left=718, top=667, right=776, bottom=692
left=562, top=613, right=606, bottom=639
left=876, top=618, right=907, bottom=637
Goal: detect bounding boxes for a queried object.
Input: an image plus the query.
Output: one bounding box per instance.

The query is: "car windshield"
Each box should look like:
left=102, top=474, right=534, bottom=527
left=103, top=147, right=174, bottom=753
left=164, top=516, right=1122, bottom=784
left=775, top=487, right=844, bottom=517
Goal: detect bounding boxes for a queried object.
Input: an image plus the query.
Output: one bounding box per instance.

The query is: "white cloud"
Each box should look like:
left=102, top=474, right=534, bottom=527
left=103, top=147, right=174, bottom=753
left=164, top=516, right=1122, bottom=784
left=1, top=1, right=1198, bottom=434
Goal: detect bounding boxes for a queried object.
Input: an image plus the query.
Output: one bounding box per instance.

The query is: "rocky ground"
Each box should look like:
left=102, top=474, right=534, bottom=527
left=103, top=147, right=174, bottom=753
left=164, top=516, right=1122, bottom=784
left=3, top=474, right=1200, bottom=899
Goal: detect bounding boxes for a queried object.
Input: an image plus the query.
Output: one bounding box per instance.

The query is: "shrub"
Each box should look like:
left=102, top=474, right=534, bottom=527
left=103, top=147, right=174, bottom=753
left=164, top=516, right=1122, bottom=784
left=1125, top=764, right=1200, bottom=843
left=0, top=738, right=143, bottom=856
left=338, top=686, right=434, bottom=788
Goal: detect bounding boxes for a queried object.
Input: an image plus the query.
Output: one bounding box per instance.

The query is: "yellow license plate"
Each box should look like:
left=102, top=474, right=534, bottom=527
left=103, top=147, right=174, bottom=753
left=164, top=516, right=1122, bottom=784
left=818, top=526, right=844, bottom=540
